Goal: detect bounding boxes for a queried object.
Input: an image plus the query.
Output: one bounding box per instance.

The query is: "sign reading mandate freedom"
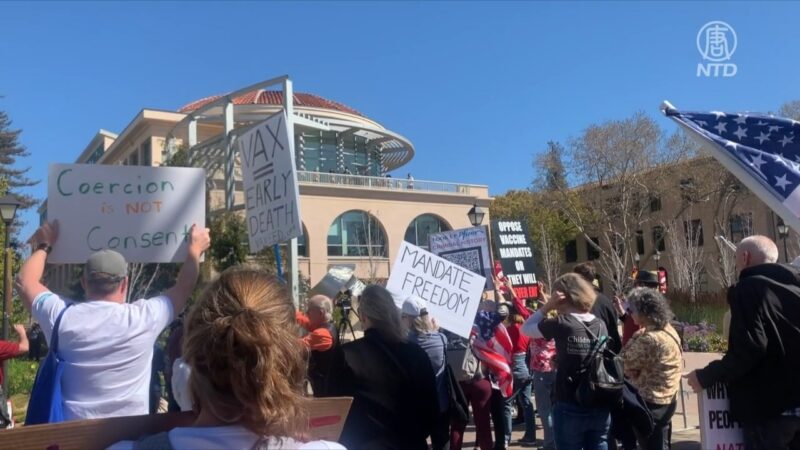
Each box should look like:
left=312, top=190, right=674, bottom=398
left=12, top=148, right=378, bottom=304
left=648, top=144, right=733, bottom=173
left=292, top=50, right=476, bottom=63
left=47, top=164, right=206, bottom=263
left=387, top=241, right=485, bottom=338
left=238, top=111, right=302, bottom=252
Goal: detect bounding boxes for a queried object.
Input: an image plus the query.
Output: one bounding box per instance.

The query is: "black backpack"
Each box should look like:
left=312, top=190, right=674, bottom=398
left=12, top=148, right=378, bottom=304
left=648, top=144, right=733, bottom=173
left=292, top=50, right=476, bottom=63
left=573, top=320, right=624, bottom=408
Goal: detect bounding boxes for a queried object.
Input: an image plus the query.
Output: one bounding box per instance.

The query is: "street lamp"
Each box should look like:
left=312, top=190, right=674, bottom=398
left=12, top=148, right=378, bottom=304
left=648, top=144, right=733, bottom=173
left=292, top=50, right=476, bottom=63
left=467, top=203, right=486, bottom=227
left=0, top=194, right=21, bottom=394
left=653, top=250, right=661, bottom=270
left=777, top=219, right=790, bottom=263
left=633, top=253, right=640, bottom=265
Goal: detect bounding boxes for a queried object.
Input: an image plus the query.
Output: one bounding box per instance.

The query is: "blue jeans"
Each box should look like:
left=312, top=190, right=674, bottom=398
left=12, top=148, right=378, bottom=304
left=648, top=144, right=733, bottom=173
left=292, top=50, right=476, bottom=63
left=504, top=353, right=535, bottom=439
left=533, top=370, right=556, bottom=450
left=552, top=402, right=611, bottom=450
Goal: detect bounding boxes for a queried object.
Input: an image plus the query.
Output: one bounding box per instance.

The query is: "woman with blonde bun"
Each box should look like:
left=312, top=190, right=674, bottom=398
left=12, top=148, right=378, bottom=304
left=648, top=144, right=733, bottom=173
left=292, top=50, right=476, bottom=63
left=110, top=268, right=344, bottom=450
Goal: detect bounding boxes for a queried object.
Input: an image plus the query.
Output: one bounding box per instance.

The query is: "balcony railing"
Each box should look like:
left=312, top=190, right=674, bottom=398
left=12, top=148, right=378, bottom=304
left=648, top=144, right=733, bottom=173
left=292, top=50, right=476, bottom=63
left=296, top=171, right=477, bottom=194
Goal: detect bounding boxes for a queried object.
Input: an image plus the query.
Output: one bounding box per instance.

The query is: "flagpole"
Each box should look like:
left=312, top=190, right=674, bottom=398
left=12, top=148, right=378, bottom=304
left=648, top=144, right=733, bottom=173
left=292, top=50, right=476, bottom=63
left=661, top=100, right=800, bottom=238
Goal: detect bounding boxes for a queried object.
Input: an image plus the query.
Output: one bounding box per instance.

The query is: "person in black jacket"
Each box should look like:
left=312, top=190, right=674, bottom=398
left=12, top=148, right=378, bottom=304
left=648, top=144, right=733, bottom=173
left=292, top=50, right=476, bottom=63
left=687, top=235, right=800, bottom=449
left=327, top=285, right=439, bottom=450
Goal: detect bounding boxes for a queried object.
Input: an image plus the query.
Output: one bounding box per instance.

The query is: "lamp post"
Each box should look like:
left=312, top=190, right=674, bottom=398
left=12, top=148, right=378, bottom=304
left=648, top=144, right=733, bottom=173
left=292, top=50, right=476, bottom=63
left=633, top=253, right=640, bottom=266
left=653, top=250, right=661, bottom=270
left=467, top=202, right=486, bottom=227
left=0, top=194, right=21, bottom=394
left=777, top=219, right=790, bottom=263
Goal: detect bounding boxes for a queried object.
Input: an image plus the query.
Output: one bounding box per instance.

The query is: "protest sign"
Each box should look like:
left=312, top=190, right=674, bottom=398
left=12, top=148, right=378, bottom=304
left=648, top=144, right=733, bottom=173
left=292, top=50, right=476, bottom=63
left=387, top=241, right=485, bottom=338
left=699, top=381, right=745, bottom=450
left=47, top=164, right=205, bottom=263
left=0, top=397, right=353, bottom=449
left=428, top=226, right=494, bottom=290
left=238, top=111, right=302, bottom=252
left=490, top=219, right=538, bottom=299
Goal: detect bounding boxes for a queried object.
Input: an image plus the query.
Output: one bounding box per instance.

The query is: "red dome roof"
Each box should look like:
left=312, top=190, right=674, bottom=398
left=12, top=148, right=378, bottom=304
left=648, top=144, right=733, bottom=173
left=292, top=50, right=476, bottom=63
left=178, top=90, right=364, bottom=117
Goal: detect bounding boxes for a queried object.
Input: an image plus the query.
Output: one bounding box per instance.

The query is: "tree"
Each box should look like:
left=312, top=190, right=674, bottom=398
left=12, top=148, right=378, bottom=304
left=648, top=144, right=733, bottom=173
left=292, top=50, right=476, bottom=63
left=779, top=100, right=800, bottom=121
left=0, top=108, right=37, bottom=210
left=534, top=141, right=568, bottom=192
left=664, top=211, right=706, bottom=303
left=544, top=112, right=689, bottom=295
left=490, top=190, right=577, bottom=289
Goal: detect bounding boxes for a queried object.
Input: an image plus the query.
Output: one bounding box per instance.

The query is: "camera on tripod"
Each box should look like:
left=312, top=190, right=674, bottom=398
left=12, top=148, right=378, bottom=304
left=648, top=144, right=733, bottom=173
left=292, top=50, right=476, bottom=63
left=335, top=289, right=353, bottom=313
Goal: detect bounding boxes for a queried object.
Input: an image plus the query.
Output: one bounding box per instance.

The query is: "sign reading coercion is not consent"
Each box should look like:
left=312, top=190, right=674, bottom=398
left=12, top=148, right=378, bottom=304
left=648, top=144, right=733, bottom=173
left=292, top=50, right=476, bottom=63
left=47, top=164, right=206, bottom=263
left=387, top=241, right=485, bottom=338
left=238, top=111, right=302, bottom=252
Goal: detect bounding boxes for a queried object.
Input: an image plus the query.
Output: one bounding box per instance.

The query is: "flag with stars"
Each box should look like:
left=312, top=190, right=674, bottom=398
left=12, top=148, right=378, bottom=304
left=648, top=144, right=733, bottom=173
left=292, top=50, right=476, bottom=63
left=665, top=106, right=800, bottom=222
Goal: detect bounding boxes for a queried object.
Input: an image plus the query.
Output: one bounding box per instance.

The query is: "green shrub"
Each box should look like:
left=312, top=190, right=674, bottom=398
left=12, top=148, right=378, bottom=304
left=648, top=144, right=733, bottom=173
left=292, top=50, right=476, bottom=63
left=7, top=358, right=39, bottom=397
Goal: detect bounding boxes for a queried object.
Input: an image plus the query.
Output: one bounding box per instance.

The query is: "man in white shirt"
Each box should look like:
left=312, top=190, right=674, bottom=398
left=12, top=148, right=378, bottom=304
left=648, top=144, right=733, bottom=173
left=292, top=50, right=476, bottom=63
left=15, top=220, right=210, bottom=420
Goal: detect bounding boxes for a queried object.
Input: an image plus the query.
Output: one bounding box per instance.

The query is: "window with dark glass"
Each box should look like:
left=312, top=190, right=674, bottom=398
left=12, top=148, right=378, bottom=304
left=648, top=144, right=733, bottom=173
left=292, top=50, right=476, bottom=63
left=636, top=230, right=645, bottom=255
left=652, top=226, right=666, bottom=252
left=404, top=214, right=451, bottom=250
left=327, top=211, right=387, bottom=257
left=141, top=140, right=152, bottom=166
left=729, top=213, right=753, bottom=243
left=564, top=239, right=578, bottom=263
left=587, top=237, right=600, bottom=260
left=650, top=195, right=662, bottom=212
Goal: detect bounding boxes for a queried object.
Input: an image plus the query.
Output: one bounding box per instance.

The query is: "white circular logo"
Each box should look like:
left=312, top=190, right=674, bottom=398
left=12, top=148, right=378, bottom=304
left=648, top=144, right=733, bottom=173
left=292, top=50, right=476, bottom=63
left=697, top=21, right=737, bottom=62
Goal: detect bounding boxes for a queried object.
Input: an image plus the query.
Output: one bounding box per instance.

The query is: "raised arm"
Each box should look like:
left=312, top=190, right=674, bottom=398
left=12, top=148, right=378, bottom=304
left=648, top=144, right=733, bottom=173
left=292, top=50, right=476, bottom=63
left=16, top=221, right=59, bottom=311
left=165, top=224, right=211, bottom=315
left=13, top=324, right=29, bottom=354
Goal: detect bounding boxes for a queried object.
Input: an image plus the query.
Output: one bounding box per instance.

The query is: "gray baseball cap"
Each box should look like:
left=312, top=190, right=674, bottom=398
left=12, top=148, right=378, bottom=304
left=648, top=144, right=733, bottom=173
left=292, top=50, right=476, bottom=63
left=84, top=249, right=128, bottom=281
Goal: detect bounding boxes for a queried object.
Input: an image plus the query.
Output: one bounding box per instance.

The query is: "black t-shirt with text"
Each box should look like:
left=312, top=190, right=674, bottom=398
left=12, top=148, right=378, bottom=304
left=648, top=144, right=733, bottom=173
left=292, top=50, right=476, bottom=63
left=539, top=314, right=608, bottom=404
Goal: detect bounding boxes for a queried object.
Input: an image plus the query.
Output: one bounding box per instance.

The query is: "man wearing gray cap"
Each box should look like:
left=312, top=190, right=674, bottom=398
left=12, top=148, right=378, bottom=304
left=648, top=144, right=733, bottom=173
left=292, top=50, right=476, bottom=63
left=15, top=220, right=210, bottom=420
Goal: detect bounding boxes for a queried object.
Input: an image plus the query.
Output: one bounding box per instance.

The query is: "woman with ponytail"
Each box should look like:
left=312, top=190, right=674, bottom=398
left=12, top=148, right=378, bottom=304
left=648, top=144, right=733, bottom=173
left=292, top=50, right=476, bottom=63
left=110, top=268, right=344, bottom=450
left=327, top=285, right=439, bottom=449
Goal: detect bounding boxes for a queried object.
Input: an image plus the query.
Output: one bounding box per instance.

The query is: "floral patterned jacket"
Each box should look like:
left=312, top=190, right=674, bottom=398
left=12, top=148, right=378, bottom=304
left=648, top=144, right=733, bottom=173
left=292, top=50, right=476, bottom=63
left=620, top=323, right=683, bottom=405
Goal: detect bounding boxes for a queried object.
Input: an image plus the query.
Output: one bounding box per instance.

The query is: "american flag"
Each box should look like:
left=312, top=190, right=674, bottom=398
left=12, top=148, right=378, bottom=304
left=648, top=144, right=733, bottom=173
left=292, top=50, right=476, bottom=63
left=471, top=311, right=513, bottom=397
left=666, top=106, right=800, bottom=219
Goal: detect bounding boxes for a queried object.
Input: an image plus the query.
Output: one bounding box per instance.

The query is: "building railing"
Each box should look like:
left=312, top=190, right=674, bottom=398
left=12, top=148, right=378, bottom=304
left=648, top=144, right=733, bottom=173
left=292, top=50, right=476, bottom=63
left=296, top=171, right=478, bottom=194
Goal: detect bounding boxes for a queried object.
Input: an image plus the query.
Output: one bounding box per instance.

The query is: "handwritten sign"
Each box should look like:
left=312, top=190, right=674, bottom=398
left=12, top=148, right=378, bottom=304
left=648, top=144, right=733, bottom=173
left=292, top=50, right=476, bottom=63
left=428, top=226, right=494, bottom=290
left=491, top=220, right=537, bottom=299
left=387, top=241, right=485, bottom=338
left=47, top=164, right=205, bottom=263
left=699, top=382, right=745, bottom=450
left=238, top=111, right=302, bottom=252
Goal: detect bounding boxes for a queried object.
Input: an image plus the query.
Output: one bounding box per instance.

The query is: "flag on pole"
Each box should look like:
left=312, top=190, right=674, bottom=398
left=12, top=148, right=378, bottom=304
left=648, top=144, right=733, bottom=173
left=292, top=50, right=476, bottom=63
left=663, top=102, right=800, bottom=231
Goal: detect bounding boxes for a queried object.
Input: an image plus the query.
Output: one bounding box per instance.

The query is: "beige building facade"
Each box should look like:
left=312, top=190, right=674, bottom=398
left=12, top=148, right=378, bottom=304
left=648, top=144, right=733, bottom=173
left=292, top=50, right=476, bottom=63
left=41, top=84, right=491, bottom=294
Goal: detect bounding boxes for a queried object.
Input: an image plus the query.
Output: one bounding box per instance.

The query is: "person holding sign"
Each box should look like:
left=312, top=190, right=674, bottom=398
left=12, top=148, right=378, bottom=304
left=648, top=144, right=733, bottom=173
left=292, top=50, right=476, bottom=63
left=687, top=235, right=800, bottom=450
left=619, top=288, right=682, bottom=450
left=521, top=273, right=611, bottom=450
left=109, top=269, right=344, bottom=450
left=15, top=220, right=210, bottom=421
left=327, top=285, right=438, bottom=450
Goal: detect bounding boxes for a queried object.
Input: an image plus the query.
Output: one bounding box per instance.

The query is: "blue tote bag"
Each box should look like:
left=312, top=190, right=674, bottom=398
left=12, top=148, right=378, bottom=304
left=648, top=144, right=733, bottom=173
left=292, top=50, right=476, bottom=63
left=25, top=304, right=73, bottom=425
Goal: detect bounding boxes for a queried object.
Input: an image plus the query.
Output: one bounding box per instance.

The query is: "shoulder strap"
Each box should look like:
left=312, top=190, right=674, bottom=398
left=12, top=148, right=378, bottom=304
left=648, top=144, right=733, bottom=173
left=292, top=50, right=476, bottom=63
left=661, top=328, right=683, bottom=354
left=50, top=304, right=74, bottom=354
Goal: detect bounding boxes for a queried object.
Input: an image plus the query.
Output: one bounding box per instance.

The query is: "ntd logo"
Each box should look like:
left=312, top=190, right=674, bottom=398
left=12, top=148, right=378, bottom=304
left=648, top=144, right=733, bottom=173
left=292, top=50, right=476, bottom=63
left=697, top=21, right=738, bottom=78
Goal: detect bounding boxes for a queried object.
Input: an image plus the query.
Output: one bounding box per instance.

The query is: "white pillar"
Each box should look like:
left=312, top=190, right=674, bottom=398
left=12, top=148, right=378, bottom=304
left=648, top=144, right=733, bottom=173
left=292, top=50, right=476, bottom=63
left=284, top=78, right=300, bottom=307
left=224, top=101, right=235, bottom=211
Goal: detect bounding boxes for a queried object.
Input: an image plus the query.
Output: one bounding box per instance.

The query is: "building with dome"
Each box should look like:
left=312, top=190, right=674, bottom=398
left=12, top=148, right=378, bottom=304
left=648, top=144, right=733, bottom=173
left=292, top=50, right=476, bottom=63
left=42, top=77, right=492, bottom=293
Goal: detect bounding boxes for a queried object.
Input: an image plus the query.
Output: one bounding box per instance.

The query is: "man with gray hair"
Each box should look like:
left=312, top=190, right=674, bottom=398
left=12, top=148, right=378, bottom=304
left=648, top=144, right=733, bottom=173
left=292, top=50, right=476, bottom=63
left=296, top=294, right=338, bottom=396
left=687, top=235, right=800, bottom=449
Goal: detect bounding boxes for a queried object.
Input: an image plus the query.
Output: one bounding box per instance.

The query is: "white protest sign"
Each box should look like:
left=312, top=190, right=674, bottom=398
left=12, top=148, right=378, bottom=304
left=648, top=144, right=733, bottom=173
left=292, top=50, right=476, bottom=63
left=238, top=111, right=302, bottom=252
left=699, top=381, right=745, bottom=450
left=428, top=226, right=494, bottom=290
left=47, top=164, right=206, bottom=263
left=387, top=241, right=485, bottom=338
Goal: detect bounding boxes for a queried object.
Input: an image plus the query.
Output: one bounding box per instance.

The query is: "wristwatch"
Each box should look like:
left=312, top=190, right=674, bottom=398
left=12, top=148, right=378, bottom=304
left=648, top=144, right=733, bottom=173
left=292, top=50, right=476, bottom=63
left=35, top=242, right=52, bottom=254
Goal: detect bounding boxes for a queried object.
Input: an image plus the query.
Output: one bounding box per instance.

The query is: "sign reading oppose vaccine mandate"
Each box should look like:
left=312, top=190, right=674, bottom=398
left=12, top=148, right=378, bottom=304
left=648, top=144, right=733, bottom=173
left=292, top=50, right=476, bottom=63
left=699, top=381, right=745, bottom=450
left=387, top=241, right=485, bottom=338
left=238, top=111, right=302, bottom=252
left=47, top=164, right=206, bottom=263
left=491, top=220, right=537, bottom=299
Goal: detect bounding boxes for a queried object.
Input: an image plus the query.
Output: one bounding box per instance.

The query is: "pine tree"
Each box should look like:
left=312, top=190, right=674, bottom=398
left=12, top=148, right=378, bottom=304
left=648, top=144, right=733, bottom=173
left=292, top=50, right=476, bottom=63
left=0, top=108, right=38, bottom=210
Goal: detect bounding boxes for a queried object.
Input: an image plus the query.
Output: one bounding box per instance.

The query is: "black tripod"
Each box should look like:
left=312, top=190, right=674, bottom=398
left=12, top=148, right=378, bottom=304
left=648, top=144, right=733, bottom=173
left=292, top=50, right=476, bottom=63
left=337, top=304, right=357, bottom=342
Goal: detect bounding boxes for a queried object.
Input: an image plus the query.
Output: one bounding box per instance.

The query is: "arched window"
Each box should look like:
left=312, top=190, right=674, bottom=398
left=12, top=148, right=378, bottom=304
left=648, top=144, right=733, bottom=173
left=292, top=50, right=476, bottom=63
left=404, top=214, right=451, bottom=250
left=327, top=211, right=387, bottom=257
left=297, top=224, right=308, bottom=257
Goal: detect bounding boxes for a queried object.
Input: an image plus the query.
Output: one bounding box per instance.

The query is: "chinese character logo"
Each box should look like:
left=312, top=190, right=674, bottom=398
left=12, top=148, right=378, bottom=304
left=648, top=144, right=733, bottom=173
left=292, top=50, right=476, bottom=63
left=697, top=21, right=737, bottom=62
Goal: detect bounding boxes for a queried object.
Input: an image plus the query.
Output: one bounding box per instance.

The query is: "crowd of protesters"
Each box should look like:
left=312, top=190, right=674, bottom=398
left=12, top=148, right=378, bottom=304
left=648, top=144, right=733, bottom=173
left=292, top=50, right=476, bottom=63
left=1, top=219, right=798, bottom=450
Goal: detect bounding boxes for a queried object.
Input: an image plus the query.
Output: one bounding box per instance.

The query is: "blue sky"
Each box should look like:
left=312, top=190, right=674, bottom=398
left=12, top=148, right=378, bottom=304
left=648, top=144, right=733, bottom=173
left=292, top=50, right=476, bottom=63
left=1, top=1, right=799, bottom=238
